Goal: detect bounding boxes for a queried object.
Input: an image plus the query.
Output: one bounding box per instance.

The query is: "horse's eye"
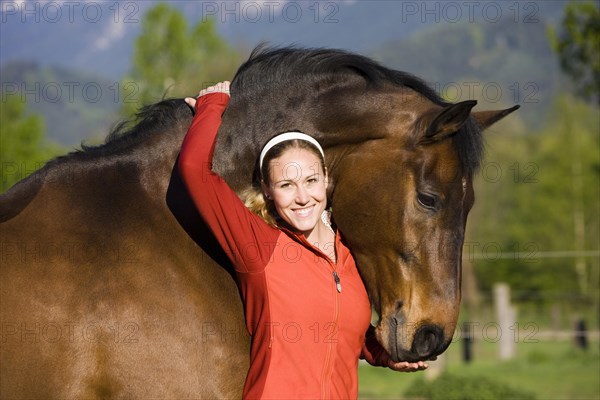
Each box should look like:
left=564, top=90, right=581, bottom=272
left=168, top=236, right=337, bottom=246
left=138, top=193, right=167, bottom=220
left=417, top=192, right=438, bottom=210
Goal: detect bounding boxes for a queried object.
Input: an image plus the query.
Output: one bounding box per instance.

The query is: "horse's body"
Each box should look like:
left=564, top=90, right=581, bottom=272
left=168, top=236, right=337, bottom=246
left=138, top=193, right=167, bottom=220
left=0, top=46, right=517, bottom=398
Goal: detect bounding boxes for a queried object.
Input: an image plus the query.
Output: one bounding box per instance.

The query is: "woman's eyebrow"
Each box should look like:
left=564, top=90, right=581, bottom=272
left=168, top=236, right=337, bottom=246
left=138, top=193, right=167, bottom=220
left=272, top=178, right=294, bottom=184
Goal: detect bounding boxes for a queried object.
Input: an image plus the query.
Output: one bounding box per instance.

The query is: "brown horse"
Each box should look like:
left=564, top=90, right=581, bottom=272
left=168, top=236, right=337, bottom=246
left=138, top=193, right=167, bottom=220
left=0, top=46, right=518, bottom=398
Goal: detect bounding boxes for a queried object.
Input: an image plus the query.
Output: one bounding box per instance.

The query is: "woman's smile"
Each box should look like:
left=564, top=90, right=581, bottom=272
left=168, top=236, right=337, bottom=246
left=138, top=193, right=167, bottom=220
left=293, top=204, right=316, bottom=217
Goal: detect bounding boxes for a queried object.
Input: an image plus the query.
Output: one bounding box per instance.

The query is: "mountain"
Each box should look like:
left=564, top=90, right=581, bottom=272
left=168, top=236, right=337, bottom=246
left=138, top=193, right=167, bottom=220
left=0, top=61, right=121, bottom=146
left=1, top=1, right=568, bottom=79
left=0, top=0, right=571, bottom=146
left=0, top=0, right=429, bottom=79
left=372, top=12, right=569, bottom=128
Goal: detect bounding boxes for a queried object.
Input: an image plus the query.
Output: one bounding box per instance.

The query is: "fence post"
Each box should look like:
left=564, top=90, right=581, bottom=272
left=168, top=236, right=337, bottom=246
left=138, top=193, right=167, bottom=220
left=574, top=319, right=588, bottom=350
left=462, top=321, right=474, bottom=363
left=494, top=282, right=516, bottom=360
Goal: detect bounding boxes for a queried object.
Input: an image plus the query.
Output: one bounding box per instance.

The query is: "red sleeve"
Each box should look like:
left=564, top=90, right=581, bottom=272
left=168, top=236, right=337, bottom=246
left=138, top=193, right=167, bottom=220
left=178, top=93, right=280, bottom=273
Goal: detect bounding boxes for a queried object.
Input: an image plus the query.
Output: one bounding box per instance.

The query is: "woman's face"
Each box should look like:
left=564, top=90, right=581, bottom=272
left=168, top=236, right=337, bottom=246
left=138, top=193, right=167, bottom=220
left=263, top=148, right=328, bottom=235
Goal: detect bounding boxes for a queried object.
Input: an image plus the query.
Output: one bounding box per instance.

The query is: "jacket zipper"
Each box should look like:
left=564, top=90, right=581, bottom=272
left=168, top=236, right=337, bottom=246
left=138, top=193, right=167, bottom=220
left=333, top=270, right=342, bottom=293
left=321, top=258, right=341, bottom=399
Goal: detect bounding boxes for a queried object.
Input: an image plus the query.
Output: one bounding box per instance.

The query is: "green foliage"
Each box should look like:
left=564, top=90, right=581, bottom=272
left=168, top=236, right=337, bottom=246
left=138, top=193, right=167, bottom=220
left=359, top=338, right=599, bottom=399
left=404, top=372, right=536, bottom=400
left=0, top=94, right=63, bottom=193
left=121, top=2, right=241, bottom=118
left=468, top=94, right=600, bottom=302
left=549, top=1, right=600, bottom=104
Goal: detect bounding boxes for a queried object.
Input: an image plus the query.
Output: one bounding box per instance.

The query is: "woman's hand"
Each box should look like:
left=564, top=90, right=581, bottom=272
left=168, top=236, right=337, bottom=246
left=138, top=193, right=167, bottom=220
left=386, top=360, right=428, bottom=372
left=185, top=81, right=230, bottom=110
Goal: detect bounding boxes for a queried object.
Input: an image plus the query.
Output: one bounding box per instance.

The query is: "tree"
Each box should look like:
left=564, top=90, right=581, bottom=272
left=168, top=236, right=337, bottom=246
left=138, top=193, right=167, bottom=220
left=469, top=94, right=599, bottom=306
left=0, top=94, right=62, bottom=193
left=549, top=1, right=600, bottom=104
left=120, top=3, right=241, bottom=117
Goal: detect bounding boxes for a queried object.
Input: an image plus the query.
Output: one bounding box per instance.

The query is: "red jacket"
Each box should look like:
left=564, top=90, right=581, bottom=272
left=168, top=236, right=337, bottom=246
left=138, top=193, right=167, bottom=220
left=178, top=93, right=372, bottom=399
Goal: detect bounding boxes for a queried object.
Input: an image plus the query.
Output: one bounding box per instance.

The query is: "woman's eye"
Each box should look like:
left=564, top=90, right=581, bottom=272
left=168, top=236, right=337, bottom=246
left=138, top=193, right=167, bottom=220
left=417, top=193, right=438, bottom=210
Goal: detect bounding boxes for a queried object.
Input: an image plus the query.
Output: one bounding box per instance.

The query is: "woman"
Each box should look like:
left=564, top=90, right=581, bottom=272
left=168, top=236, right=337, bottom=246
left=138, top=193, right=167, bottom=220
left=179, top=81, right=427, bottom=399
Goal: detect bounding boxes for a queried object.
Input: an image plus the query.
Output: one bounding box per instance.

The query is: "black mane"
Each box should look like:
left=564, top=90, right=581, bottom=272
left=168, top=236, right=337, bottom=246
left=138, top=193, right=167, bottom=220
left=75, top=98, right=191, bottom=159
left=232, top=45, right=484, bottom=173
left=233, top=45, right=444, bottom=105
left=49, top=45, right=483, bottom=173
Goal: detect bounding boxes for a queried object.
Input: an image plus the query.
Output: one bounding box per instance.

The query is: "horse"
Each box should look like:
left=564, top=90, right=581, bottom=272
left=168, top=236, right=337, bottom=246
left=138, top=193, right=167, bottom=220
left=0, top=45, right=518, bottom=398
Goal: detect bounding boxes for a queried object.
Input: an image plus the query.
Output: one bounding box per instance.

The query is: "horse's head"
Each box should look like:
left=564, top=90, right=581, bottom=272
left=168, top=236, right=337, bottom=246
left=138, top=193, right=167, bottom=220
left=320, top=81, right=519, bottom=362
left=214, top=46, right=519, bottom=363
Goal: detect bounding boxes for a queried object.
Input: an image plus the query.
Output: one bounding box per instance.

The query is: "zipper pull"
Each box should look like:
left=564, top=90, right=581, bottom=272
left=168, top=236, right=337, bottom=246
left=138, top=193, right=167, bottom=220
left=333, top=271, right=342, bottom=293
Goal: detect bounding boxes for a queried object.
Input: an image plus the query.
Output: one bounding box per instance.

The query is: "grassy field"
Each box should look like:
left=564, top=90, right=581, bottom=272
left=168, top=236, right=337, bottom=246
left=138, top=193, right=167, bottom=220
left=358, top=337, right=599, bottom=399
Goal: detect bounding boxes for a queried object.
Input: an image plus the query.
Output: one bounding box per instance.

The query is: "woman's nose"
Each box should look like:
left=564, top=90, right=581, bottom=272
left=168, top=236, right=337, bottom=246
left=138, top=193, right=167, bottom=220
left=295, top=186, right=310, bottom=204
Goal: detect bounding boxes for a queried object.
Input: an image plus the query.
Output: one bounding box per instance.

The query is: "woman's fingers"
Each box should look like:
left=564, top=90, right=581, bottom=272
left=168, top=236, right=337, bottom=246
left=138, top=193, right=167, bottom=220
left=197, top=81, right=230, bottom=98
left=186, top=81, right=230, bottom=112
left=185, top=97, right=197, bottom=109
left=388, top=360, right=428, bottom=372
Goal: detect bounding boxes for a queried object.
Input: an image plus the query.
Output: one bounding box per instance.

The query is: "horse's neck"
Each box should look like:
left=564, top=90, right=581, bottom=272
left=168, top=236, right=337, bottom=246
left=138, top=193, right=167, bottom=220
left=212, top=93, right=318, bottom=193
left=211, top=80, right=389, bottom=193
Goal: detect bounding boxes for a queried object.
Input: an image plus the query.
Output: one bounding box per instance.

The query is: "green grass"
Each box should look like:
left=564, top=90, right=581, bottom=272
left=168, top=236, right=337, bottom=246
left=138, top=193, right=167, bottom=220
left=358, top=338, right=600, bottom=399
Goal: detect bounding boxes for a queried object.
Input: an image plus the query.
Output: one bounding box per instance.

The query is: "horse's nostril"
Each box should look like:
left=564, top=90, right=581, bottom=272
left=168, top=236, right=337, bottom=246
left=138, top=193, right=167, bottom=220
left=412, top=324, right=444, bottom=358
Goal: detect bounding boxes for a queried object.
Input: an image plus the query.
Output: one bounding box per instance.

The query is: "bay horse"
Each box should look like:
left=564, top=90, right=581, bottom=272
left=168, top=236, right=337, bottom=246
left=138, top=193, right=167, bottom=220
left=0, top=46, right=518, bottom=398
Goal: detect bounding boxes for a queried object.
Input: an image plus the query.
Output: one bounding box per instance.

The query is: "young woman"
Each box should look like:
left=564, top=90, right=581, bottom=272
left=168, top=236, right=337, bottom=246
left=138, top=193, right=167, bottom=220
left=178, top=81, right=427, bottom=399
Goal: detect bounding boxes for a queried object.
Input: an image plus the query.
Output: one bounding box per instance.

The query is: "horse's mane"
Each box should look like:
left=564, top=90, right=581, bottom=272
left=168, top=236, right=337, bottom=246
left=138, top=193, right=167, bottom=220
left=68, top=45, right=483, bottom=173
left=75, top=98, right=191, bottom=159
left=37, top=46, right=485, bottom=172
left=233, top=44, right=444, bottom=104
left=232, top=45, right=484, bottom=174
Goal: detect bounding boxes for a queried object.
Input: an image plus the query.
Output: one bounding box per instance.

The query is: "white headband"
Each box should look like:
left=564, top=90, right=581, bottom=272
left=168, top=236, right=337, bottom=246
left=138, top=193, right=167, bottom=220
left=259, top=131, right=325, bottom=170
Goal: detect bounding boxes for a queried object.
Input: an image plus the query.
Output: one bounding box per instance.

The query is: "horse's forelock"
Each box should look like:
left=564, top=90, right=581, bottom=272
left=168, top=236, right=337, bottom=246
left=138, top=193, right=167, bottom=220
left=453, top=118, right=485, bottom=176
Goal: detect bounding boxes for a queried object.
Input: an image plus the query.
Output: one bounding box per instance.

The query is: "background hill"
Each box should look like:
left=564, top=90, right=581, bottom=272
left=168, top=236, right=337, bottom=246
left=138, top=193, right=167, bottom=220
left=1, top=61, right=121, bottom=146
left=0, top=0, right=569, bottom=146
left=1, top=0, right=470, bottom=79
left=373, top=14, right=569, bottom=129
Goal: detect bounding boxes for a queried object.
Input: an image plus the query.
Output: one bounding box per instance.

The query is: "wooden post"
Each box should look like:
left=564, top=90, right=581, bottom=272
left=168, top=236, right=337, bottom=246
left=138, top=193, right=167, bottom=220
left=494, top=283, right=516, bottom=360
left=574, top=319, right=589, bottom=350
left=462, top=321, right=474, bottom=363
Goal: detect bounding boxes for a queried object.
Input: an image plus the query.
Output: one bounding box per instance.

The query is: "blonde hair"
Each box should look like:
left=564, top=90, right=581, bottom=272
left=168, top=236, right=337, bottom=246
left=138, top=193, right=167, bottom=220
left=242, top=186, right=278, bottom=227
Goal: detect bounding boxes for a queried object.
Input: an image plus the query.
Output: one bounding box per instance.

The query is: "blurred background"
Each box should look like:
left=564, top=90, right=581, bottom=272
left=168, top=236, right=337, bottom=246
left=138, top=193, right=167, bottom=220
left=1, top=1, right=598, bottom=398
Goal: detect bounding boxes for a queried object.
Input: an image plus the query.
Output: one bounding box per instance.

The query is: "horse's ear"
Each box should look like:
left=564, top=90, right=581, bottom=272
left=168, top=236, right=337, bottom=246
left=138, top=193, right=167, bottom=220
left=420, top=100, right=478, bottom=144
left=471, top=105, right=521, bottom=131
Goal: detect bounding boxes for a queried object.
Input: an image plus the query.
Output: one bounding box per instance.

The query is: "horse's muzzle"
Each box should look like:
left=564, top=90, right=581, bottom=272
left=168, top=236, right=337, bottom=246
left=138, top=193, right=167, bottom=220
left=389, top=318, right=449, bottom=362
left=411, top=324, right=446, bottom=359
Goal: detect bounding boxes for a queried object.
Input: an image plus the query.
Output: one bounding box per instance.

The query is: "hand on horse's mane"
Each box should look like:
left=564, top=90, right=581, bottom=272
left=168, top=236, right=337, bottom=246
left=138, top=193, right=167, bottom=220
left=185, top=81, right=231, bottom=111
